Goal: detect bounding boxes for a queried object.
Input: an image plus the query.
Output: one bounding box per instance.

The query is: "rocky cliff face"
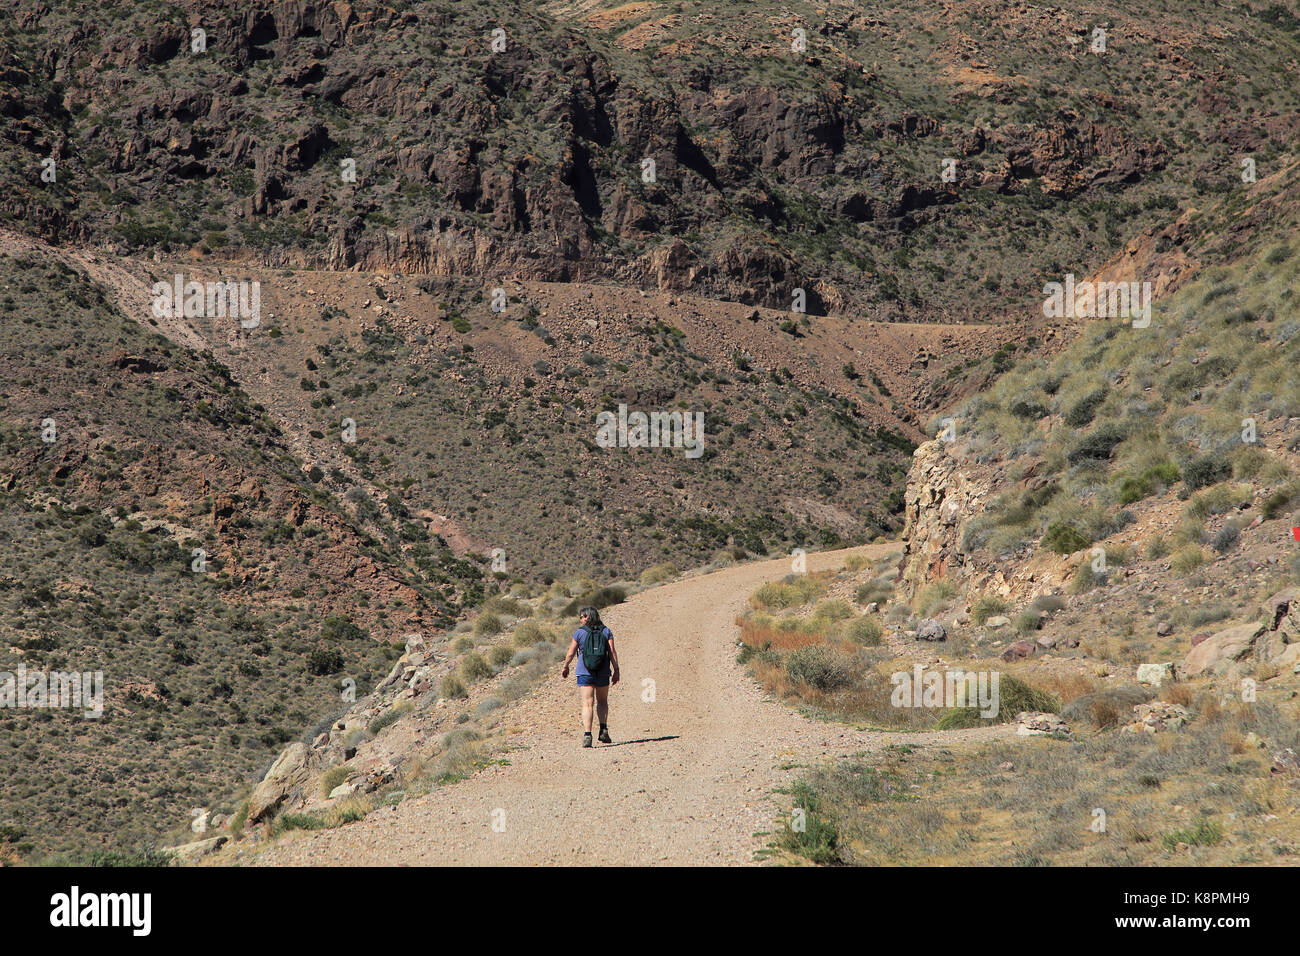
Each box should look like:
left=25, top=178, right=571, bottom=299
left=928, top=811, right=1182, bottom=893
left=897, top=440, right=987, bottom=598
left=897, top=439, right=1074, bottom=606
left=9, top=0, right=1286, bottom=322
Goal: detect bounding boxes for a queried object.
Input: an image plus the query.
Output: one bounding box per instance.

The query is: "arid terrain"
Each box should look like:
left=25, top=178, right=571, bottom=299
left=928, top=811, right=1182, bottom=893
left=1, top=0, right=1299, bottom=868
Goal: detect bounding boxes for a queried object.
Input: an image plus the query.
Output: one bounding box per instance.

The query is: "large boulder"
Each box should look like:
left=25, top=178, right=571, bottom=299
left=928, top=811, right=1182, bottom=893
left=166, top=836, right=227, bottom=864
left=247, top=742, right=312, bottom=823
left=1181, top=621, right=1264, bottom=677
left=916, top=619, right=947, bottom=642
left=1136, top=662, right=1176, bottom=685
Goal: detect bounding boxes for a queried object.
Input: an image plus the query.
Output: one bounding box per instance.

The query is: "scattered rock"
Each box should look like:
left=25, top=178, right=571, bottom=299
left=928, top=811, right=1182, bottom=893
left=1156, top=621, right=1173, bottom=636
left=1016, top=712, right=1070, bottom=736
left=986, top=615, right=1011, bottom=628
left=1122, top=701, right=1191, bottom=734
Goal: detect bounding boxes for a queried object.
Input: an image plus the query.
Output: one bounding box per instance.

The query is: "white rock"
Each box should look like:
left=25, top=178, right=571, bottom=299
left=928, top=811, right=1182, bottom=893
left=1136, top=662, right=1177, bottom=685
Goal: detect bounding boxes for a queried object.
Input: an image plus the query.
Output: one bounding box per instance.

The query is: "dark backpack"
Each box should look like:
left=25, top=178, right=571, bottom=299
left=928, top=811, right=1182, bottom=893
left=580, top=625, right=609, bottom=672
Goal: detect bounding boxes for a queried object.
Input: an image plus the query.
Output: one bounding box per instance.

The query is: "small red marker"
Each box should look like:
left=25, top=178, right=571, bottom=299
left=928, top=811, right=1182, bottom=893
left=1293, top=527, right=1300, bottom=541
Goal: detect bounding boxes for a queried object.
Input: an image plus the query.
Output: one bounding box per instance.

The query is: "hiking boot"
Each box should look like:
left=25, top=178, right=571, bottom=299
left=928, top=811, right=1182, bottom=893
left=597, top=727, right=612, bottom=744
left=582, top=732, right=593, bottom=748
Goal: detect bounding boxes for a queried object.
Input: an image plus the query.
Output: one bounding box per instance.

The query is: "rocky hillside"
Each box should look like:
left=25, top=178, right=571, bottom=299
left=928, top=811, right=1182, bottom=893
left=893, top=156, right=1300, bottom=695
left=0, top=248, right=494, bottom=859
left=4, top=0, right=1299, bottom=319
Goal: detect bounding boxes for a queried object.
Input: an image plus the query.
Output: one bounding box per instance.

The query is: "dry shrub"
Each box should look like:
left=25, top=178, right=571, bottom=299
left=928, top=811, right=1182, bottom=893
left=750, top=573, right=831, bottom=611
left=738, top=615, right=823, bottom=652
left=1198, top=694, right=1223, bottom=723
left=1090, top=697, right=1121, bottom=729
left=1035, top=672, right=1096, bottom=704
left=1159, top=682, right=1194, bottom=708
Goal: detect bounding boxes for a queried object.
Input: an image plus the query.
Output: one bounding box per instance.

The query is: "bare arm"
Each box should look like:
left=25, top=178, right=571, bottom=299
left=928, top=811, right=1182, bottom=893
left=561, top=636, right=578, bottom=678
left=608, top=638, right=620, bottom=685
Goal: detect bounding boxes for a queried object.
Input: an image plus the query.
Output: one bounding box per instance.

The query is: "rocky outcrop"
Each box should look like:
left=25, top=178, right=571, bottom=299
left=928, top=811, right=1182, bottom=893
left=897, top=440, right=993, bottom=600
left=165, top=835, right=228, bottom=863
left=247, top=742, right=314, bottom=824
left=1260, top=589, right=1300, bottom=670
left=218, top=632, right=453, bottom=840
left=1181, top=589, right=1300, bottom=678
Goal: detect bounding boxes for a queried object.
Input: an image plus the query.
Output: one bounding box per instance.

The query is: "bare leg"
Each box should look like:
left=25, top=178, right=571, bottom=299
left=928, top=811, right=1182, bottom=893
left=595, top=685, right=610, bottom=727
left=580, top=685, right=595, bottom=733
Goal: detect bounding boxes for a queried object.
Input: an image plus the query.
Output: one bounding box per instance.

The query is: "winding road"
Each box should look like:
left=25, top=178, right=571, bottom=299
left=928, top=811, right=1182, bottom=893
left=239, top=544, right=1012, bottom=865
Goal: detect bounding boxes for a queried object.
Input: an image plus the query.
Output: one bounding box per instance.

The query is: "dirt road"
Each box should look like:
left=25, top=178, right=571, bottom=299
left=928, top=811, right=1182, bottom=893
left=239, top=545, right=1013, bottom=866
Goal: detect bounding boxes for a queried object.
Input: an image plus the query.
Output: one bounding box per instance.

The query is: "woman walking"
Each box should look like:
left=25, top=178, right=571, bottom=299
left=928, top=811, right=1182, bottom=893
left=561, top=606, right=620, bottom=747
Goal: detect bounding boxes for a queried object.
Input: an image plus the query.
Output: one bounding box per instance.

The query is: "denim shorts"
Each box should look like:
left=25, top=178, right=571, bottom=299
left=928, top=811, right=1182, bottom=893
left=577, top=666, right=611, bottom=688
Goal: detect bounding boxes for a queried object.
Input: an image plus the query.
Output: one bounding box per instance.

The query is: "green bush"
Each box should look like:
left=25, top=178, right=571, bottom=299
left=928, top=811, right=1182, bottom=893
left=1043, top=522, right=1090, bottom=555
left=1262, top=481, right=1300, bottom=520
left=1117, top=461, right=1182, bottom=504
left=777, top=782, right=839, bottom=864
left=935, top=675, right=1060, bottom=728
left=784, top=646, right=855, bottom=691
left=1146, top=537, right=1172, bottom=559
left=639, top=563, right=678, bottom=586
left=320, top=765, right=350, bottom=797
left=1182, top=455, right=1232, bottom=491
left=458, top=651, right=492, bottom=682
left=914, top=579, right=957, bottom=616
left=306, top=647, right=345, bottom=675
left=1069, top=563, right=1106, bottom=594
left=481, top=596, right=528, bottom=616
left=474, top=613, right=503, bottom=637
left=368, top=701, right=412, bottom=735
left=845, top=614, right=884, bottom=646
left=1010, top=400, right=1049, bottom=420
left=1117, top=475, right=1152, bottom=505
left=1161, top=820, right=1223, bottom=850
left=438, top=674, right=468, bottom=699
left=1013, top=611, right=1043, bottom=634
left=812, top=599, right=854, bottom=623
left=560, top=585, right=627, bottom=617
left=512, top=620, right=550, bottom=647
left=855, top=580, right=892, bottom=606
left=488, top=645, right=514, bottom=667
left=751, top=576, right=827, bottom=611
left=1067, top=424, right=1127, bottom=464
left=1064, top=388, right=1108, bottom=427
left=1170, top=546, right=1206, bottom=574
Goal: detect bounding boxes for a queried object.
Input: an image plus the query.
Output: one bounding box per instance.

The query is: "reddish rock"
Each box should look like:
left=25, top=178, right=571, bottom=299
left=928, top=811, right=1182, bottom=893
left=1001, top=641, right=1034, bottom=662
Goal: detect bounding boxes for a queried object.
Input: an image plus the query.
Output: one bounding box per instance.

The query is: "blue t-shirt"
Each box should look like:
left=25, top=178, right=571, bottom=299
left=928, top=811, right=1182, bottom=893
left=572, top=626, right=612, bottom=677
